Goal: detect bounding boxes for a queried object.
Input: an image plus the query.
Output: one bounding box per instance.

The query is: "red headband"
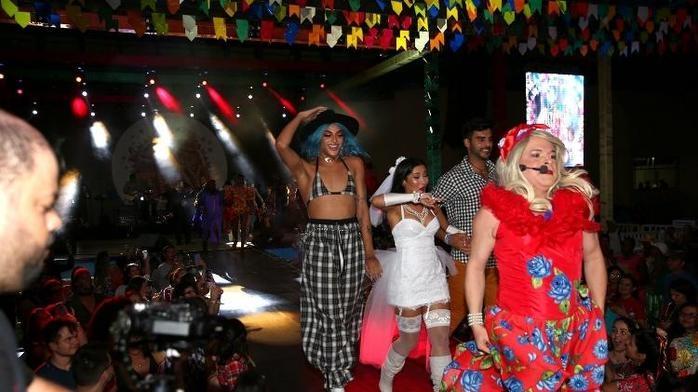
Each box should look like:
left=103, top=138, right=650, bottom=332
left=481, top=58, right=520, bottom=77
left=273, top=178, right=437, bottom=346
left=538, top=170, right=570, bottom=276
left=497, top=123, right=550, bottom=162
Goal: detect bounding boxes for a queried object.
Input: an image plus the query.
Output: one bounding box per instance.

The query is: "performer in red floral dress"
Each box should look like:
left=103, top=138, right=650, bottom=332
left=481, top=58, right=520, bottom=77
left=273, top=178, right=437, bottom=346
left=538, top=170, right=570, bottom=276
left=442, top=124, right=608, bottom=391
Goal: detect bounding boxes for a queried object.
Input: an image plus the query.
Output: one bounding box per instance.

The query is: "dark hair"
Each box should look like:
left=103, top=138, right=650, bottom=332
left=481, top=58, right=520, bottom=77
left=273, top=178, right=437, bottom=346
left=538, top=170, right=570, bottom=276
left=670, top=279, right=697, bottom=304
left=461, top=118, right=492, bottom=140
left=42, top=316, right=78, bottom=345
left=38, top=278, right=63, bottom=305
left=173, top=273, right=198, bottom=299
left=71, top=266, right=91, bottom=283
left=633, top=327, right=660, bottom=374
left=87, top=296, right=132, bottom=344
left=390, top=157, right=428, bottom=193
left=126, top=276, right=149, bottom=293
left=73, top=344, right=111, bottom=386
left=213, top=317, right=249, bottom=363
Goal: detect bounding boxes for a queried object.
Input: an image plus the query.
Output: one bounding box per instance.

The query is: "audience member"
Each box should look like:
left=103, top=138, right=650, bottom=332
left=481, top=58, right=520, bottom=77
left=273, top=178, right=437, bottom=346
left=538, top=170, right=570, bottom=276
left=667, top=303, right=697, bottom=381
left=604, top=317, right=659, bottom=392
left=616, top=237, right=646, bottom=283
left=66, top=267, right=105, bottom=327
left=35, top=317, right=80, bottom=389
left=151, top=245, right=178, bottom=292
left=124, top=276, right=153, bottom=303
left=72, top=344, right=116, bottom=392
left=208, top=317, right=255, bottom=391
left=609, top=274, right=647, bottom=327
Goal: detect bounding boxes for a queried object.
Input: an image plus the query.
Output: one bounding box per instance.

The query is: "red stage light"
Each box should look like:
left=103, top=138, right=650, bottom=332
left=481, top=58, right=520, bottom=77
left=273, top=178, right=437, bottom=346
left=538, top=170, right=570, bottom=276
left=155, top=86, right=183, bottom=113
left=205, top=85, right=236, bottom=122
left=266, top=87, right=298, bottom=116
left=71, top=97, right=89, bottom=118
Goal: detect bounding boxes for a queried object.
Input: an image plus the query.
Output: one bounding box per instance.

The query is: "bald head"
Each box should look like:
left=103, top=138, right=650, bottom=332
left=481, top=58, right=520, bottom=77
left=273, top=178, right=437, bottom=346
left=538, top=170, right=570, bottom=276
left=0, top=109, right=62, bottom=292
left=0, top=109, right=51, bottom=189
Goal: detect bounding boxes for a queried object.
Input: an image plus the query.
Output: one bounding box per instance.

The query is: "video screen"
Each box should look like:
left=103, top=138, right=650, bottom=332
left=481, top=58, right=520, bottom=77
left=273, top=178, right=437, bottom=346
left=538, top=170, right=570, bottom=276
left=525, top=72, right=584, bottom=167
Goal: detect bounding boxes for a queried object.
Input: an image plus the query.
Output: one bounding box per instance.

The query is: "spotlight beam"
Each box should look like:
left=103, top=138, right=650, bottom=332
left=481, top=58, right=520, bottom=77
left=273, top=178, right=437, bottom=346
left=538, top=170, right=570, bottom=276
left=324, top=89, right=366, bottom=129
left=264, top=86, right=297, bottom=116
left=332, top=50, right=425, bottom=91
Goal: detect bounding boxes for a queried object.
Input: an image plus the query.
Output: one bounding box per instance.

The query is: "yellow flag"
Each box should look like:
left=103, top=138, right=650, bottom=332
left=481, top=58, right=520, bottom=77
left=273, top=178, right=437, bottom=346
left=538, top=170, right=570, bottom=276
left=414, top=3, right=426, bottom=17
left=446, top=7, right=459, bottom=21
left=365, top=13, right=381, bottom=28
left=213, top=17, right=227, bottom=41
left=391, top=0, right=402, bottom=15
left=466, top=0, right=477, bottom=21
left=396, top=29, right=409, bottom=50
left=488, top=0, right=501, bottom=13
left=352, top=26, right=363, bottom=41
left=417, top=16, right=428, bottom=31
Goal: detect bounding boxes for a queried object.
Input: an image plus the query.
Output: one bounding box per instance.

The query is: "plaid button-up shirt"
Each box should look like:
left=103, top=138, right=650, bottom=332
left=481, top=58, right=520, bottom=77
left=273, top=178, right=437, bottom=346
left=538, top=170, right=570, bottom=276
left=433, top=156, right=497, bottom=266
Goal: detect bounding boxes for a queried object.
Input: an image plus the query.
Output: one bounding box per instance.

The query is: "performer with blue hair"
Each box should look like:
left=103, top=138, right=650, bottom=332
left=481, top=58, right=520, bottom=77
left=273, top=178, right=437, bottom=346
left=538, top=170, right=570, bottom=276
left=275, top=106, right=381, bottom=391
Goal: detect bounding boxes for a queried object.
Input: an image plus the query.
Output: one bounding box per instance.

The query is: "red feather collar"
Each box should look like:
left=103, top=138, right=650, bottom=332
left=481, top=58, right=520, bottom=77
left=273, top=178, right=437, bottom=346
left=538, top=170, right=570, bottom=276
left=481, top=184, right=599, bottom=246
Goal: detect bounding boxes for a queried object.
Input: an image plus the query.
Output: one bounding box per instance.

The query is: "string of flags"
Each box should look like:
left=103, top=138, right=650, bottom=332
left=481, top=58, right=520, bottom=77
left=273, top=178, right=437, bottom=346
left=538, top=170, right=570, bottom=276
left=1, top=0, right=696, bottom=56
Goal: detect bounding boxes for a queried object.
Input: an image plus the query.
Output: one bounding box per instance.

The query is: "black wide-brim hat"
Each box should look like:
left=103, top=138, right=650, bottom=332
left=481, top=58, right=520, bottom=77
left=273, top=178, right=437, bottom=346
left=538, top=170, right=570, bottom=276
left=297, top=109, right=359, bottom=141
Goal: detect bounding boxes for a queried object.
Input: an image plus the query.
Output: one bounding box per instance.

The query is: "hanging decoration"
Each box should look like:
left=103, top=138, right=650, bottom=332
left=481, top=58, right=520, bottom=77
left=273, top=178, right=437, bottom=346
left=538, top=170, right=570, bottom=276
left=0, top=0, right=695, bottom=56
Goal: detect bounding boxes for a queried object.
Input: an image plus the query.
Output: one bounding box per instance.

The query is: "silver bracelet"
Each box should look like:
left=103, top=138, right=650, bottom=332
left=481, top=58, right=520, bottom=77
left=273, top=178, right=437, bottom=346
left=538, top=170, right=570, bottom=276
left=466, top=312, right=484, bottom=326
left=412, top=191, right=422, bottom=203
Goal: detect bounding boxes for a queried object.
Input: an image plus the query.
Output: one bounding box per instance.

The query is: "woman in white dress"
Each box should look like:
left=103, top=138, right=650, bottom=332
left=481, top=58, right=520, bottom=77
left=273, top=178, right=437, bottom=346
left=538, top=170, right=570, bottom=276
left=365, top=157, right=469, bottom=392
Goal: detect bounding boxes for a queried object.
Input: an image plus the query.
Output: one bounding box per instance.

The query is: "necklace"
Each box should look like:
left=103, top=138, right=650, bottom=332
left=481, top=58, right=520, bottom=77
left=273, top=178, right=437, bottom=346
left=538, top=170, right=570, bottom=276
left=321, top=154, right=335, bottom=164
left=404, top=204, right=429, bottom=224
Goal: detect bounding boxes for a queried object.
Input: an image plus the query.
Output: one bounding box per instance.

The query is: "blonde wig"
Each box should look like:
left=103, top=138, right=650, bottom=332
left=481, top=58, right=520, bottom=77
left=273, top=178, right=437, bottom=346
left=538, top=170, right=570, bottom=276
left=496, top=129, right=598, bottom=216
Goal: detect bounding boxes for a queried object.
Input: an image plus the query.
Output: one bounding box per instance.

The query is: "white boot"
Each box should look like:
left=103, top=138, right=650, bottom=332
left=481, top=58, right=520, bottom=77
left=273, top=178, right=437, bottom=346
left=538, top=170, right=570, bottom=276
left=379, top=346, right=407, bottom=392
left=429, top=355, right=452, bottom=392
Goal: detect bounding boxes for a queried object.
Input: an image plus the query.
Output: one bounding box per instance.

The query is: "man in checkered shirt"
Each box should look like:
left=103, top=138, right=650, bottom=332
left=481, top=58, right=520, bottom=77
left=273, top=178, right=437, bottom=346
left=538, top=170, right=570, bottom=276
left=433, top=118, right=498, bottom=335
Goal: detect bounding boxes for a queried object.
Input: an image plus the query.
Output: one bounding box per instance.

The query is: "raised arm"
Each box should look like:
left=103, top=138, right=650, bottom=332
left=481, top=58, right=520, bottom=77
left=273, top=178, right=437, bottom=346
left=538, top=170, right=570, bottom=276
left=350, top=157, right=382, bottom=281
left=583, top=231, right=607, bottom=313
left=275, top=106, right=327, bottom=180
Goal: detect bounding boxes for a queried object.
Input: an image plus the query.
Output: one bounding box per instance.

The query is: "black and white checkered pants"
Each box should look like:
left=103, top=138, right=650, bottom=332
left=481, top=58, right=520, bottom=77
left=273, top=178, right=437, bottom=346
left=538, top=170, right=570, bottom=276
left=300, top=218, right=366, bottom=389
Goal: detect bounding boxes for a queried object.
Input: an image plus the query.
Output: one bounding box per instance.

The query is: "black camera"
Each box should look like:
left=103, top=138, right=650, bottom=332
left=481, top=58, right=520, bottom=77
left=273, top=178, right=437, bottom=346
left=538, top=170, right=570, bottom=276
left=111, top=300, right=224, bottom=391
left=112, top=300, right=222, bottom=347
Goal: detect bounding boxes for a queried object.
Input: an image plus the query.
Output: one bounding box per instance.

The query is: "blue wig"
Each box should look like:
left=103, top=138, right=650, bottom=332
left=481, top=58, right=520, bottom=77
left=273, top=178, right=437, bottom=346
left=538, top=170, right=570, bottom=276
left=300, top=123, right=368, bottom=159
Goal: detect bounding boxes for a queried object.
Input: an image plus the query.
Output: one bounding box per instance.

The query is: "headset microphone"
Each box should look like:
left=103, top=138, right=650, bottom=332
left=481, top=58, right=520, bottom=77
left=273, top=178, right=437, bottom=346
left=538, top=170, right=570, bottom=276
left=519, top=164, right=550, bottom=174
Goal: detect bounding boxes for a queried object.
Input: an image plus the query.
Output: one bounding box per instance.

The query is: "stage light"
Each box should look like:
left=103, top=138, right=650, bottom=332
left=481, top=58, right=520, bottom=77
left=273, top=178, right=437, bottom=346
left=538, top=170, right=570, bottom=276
left=195, top=93, right=201, bottom=99
left=155, top=86, right=183, bottom=113
left=143, top=93, right=150, bottom=98
left=247, top=94, right=253, bottom=100
left=149, top=79, right=156, bottom=85
left=81, top=91, right=88, bottom=97
left=262, top=81, right=268, bottom=88
left=189, top=113, right=194, bottom=118
left=300, top=96, right=305, bottom=101
left=75, top=76, right=82, bottom=83
left=71, top=97, right=89, bottom=118
left=89, top=121, right=111, bottom=159
left=55, top=170, right=81, bottom=230
left=152, top=113, right=174, bottom=147
left=16, top=88, right=23, bottom=95
left=282, top=113, right=287, bottom=118
left=236, top=113, right=241, bottom=118
left=320, top=83, right=326, bottom=89
left=209, top=113, right=255, bottom=181
left=202, top=80, right=208, bottom=86
left=141, top=112, right=147, bottom=117
left=204, top=85, right=236, bottom=122
left=0, top=73, right=4, bottom=79
left=31, top=109, right=38, bottom=115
